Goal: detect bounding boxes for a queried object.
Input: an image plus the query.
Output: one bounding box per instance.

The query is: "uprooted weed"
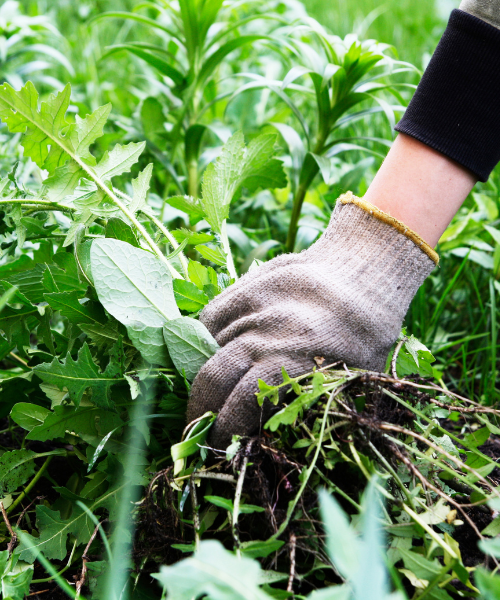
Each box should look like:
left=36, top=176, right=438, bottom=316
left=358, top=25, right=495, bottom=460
left=135, top=367, right=500, bottom=596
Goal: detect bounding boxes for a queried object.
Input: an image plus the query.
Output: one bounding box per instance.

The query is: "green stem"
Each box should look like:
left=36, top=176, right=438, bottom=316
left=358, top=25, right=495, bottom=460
left=286, top=181, right=310, bottom=253
left=8, top=456, right=53, bottom=515
left=0, top=199, right=74, bottom=212
left=0, top=94, right=169, bottom=270
left=32, top=540, right=77, bottom=583
left=141, top=210, right=189, bottom=279
left=270, top=381, right=345, bottom=541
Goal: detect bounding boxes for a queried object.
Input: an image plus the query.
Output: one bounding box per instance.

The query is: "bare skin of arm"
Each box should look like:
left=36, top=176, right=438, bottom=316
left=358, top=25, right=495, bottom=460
left=363, top=132, right=477, bottom=247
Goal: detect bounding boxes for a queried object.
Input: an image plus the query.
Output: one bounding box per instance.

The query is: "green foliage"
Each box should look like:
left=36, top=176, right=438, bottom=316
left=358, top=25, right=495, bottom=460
left=0, top=0, right=499, bottom=597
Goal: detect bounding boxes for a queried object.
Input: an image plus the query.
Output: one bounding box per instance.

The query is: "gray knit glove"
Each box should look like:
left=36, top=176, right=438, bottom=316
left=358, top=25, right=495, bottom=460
left=188, top=193, right=438, bottom=448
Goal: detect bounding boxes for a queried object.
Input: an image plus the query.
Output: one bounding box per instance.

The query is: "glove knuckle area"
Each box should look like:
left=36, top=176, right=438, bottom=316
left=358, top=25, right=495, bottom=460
left=186, top=341, right=252, bottom=423
left=208, top=356, right=313, bottom=449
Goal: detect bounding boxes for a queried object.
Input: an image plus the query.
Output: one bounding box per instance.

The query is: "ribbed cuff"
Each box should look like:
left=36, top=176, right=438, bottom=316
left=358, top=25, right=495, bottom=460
left=395, top=9, right=500, bottom=182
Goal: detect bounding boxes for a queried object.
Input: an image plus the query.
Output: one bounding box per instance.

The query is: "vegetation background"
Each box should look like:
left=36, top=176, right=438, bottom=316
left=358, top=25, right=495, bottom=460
left=0, top=0, right=499, bottom=598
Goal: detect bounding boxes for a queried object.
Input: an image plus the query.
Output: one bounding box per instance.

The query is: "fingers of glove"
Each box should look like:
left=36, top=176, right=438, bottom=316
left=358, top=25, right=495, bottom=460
left=186, top=340, right=252, bottom=423
left=200, top=254, right=303, bottom=339
left=208, top=356, right=314, bottom=449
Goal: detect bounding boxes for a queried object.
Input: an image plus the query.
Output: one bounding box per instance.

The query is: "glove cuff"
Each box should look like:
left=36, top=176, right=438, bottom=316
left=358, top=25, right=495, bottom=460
left=338, top=191, right=439, bottom=265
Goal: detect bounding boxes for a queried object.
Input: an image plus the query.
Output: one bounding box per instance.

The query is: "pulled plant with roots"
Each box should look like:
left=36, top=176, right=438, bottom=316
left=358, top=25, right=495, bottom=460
left=147, top=360, right=500, bottom=599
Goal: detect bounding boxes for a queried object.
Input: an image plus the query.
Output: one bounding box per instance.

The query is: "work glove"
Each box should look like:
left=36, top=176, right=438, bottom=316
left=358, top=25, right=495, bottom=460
left=187, top=192, right=438, bottom=448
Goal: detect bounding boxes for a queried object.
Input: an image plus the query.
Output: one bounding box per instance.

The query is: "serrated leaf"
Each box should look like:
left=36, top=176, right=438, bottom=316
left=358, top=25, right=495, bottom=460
left=18, top=484, right=125, bottom=562
left=44, top=291, right=105, bottom=325
left=130, top=163, right=153, bottom=214
left=94, top=141, right=145, bottom=181
left=163, top=317, right=219, bottom=380
left=32, top=342, right=123, bottom=409
left=200, top=132, right=286, bottom=234
left=0, top=449, right=37, bottom=495
left=166, top=195, right=205, bottom=219
left=173, top=279, right=209, bottom=312
left=26, top=405, right=124, bottom=442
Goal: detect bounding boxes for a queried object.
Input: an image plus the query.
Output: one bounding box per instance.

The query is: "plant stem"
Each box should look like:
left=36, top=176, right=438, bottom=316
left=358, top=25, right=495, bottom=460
left=8, top=456, right=53, bottom=515
left=141, top=210, right=189, bottom=278
left=0, top=198, right=75, bottom=212
left=232, top=455, right=248, bottom=558
left=270, top=381, right=346, bottom=541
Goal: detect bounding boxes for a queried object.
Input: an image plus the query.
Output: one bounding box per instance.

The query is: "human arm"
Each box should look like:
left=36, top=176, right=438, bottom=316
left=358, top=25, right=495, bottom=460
left=187, top=3, right=500, bottom=448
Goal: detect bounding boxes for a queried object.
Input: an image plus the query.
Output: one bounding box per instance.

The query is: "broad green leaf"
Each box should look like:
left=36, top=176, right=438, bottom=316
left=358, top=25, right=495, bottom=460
left=188, top=260, right=217, bottom=289
left=173, top=279, right=209, bottom=312
left=94, top=141, right=145, bottom=181
left=27, top=405, right=124, bottom=442
left=400, top=549, right=441, bottom=580
left=32, top=342, right=123, bottom=409
left=479, top=537, right=500, bottom=558
left=163, top=317, right=219, bottom=380
left=10, top=403, right=50, bottom=431
left=44, top=291, right=105, bottom=325
left=105, top=217, right=140, bottom=248
left=90, top=238, right=180, bottom=326
left=0, top=449, right=36, bottom=495
left=153, top=540, right=270, bottom=600
left=476, top=567, right=500, bottom=599
left=1, top=563, right=33, bottom=600
left=126, top=322, right=172, bottom=367
left=318, top=489, right=359, bottom=580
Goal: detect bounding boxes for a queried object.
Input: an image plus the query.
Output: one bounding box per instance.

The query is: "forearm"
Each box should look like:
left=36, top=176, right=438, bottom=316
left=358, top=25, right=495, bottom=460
left=364, top=134, right=476, bottom=247
left=365, top=2, right=500, bottom=247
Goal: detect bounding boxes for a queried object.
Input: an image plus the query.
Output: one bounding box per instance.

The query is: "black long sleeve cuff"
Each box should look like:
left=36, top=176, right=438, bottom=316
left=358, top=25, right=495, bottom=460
left=395, top=9, right=500, bottom=182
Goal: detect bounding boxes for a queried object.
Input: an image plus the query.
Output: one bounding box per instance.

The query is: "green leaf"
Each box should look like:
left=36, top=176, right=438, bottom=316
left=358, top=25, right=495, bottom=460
left=26, top=405, right=124, bottom=442
left=479, top=537, right=500, bottom=558
left=172, top=229, right=214, bottom=245
left=0, top=449, right=36, bottom=495
left=200, top=132, right=286, bottom=235
left=44, top=291, right=105, bottom=325
left=10, top=403, right=50, bottom=431
left=204, top=495, right=265, bottom=514
left=171, top=413, right=215, bottom=474
left=188, top=260, right=217, bottom=289
left=32, top=342, right=123, bottom=409
left=400, top=549, right=442, bottom=580
left=163, top=317, right=219, bottom=380
left=173, top=279, right=209, bottom=312
left=105, top=217, right=140, bottom=248
left=1, top=561, right=33, bottom=600
left=318, top=489, right=359, bottom=580
left=90, top=238, right=180, bottom=326
left=126, top=322, right=172, bottom=367
left=166, top=195, right=205, bottom=220
left=153, top=540, right=270, bottom=600
left=240, top=539, right=284, bottom=559
left=476, top=567, right=500, bottom=599
left=196, top=244, right=227, bottom=266
left=130, top=163, right=153, bottom=214
left=18, top=484, right=125, bottom=562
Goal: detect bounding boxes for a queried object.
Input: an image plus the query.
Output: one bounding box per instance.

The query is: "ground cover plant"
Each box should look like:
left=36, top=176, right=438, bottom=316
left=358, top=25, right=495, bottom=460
left=0, top=0, right=499, bottom=599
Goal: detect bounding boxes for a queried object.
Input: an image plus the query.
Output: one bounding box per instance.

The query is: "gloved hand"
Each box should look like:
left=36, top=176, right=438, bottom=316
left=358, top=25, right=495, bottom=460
left=187, top=192, right=438, bottom=448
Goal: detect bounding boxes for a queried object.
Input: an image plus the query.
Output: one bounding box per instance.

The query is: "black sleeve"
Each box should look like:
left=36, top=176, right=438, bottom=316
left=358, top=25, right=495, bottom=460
left=394, top=9, right=500, bottom=182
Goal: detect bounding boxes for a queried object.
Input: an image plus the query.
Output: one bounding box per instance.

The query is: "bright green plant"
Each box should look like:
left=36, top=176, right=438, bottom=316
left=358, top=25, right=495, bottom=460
left=0, top=0, right=73, bottom=89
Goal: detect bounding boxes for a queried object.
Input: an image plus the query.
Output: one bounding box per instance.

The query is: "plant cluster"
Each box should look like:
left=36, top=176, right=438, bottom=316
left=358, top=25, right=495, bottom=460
left=0, top=0, right=498, bottom=598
